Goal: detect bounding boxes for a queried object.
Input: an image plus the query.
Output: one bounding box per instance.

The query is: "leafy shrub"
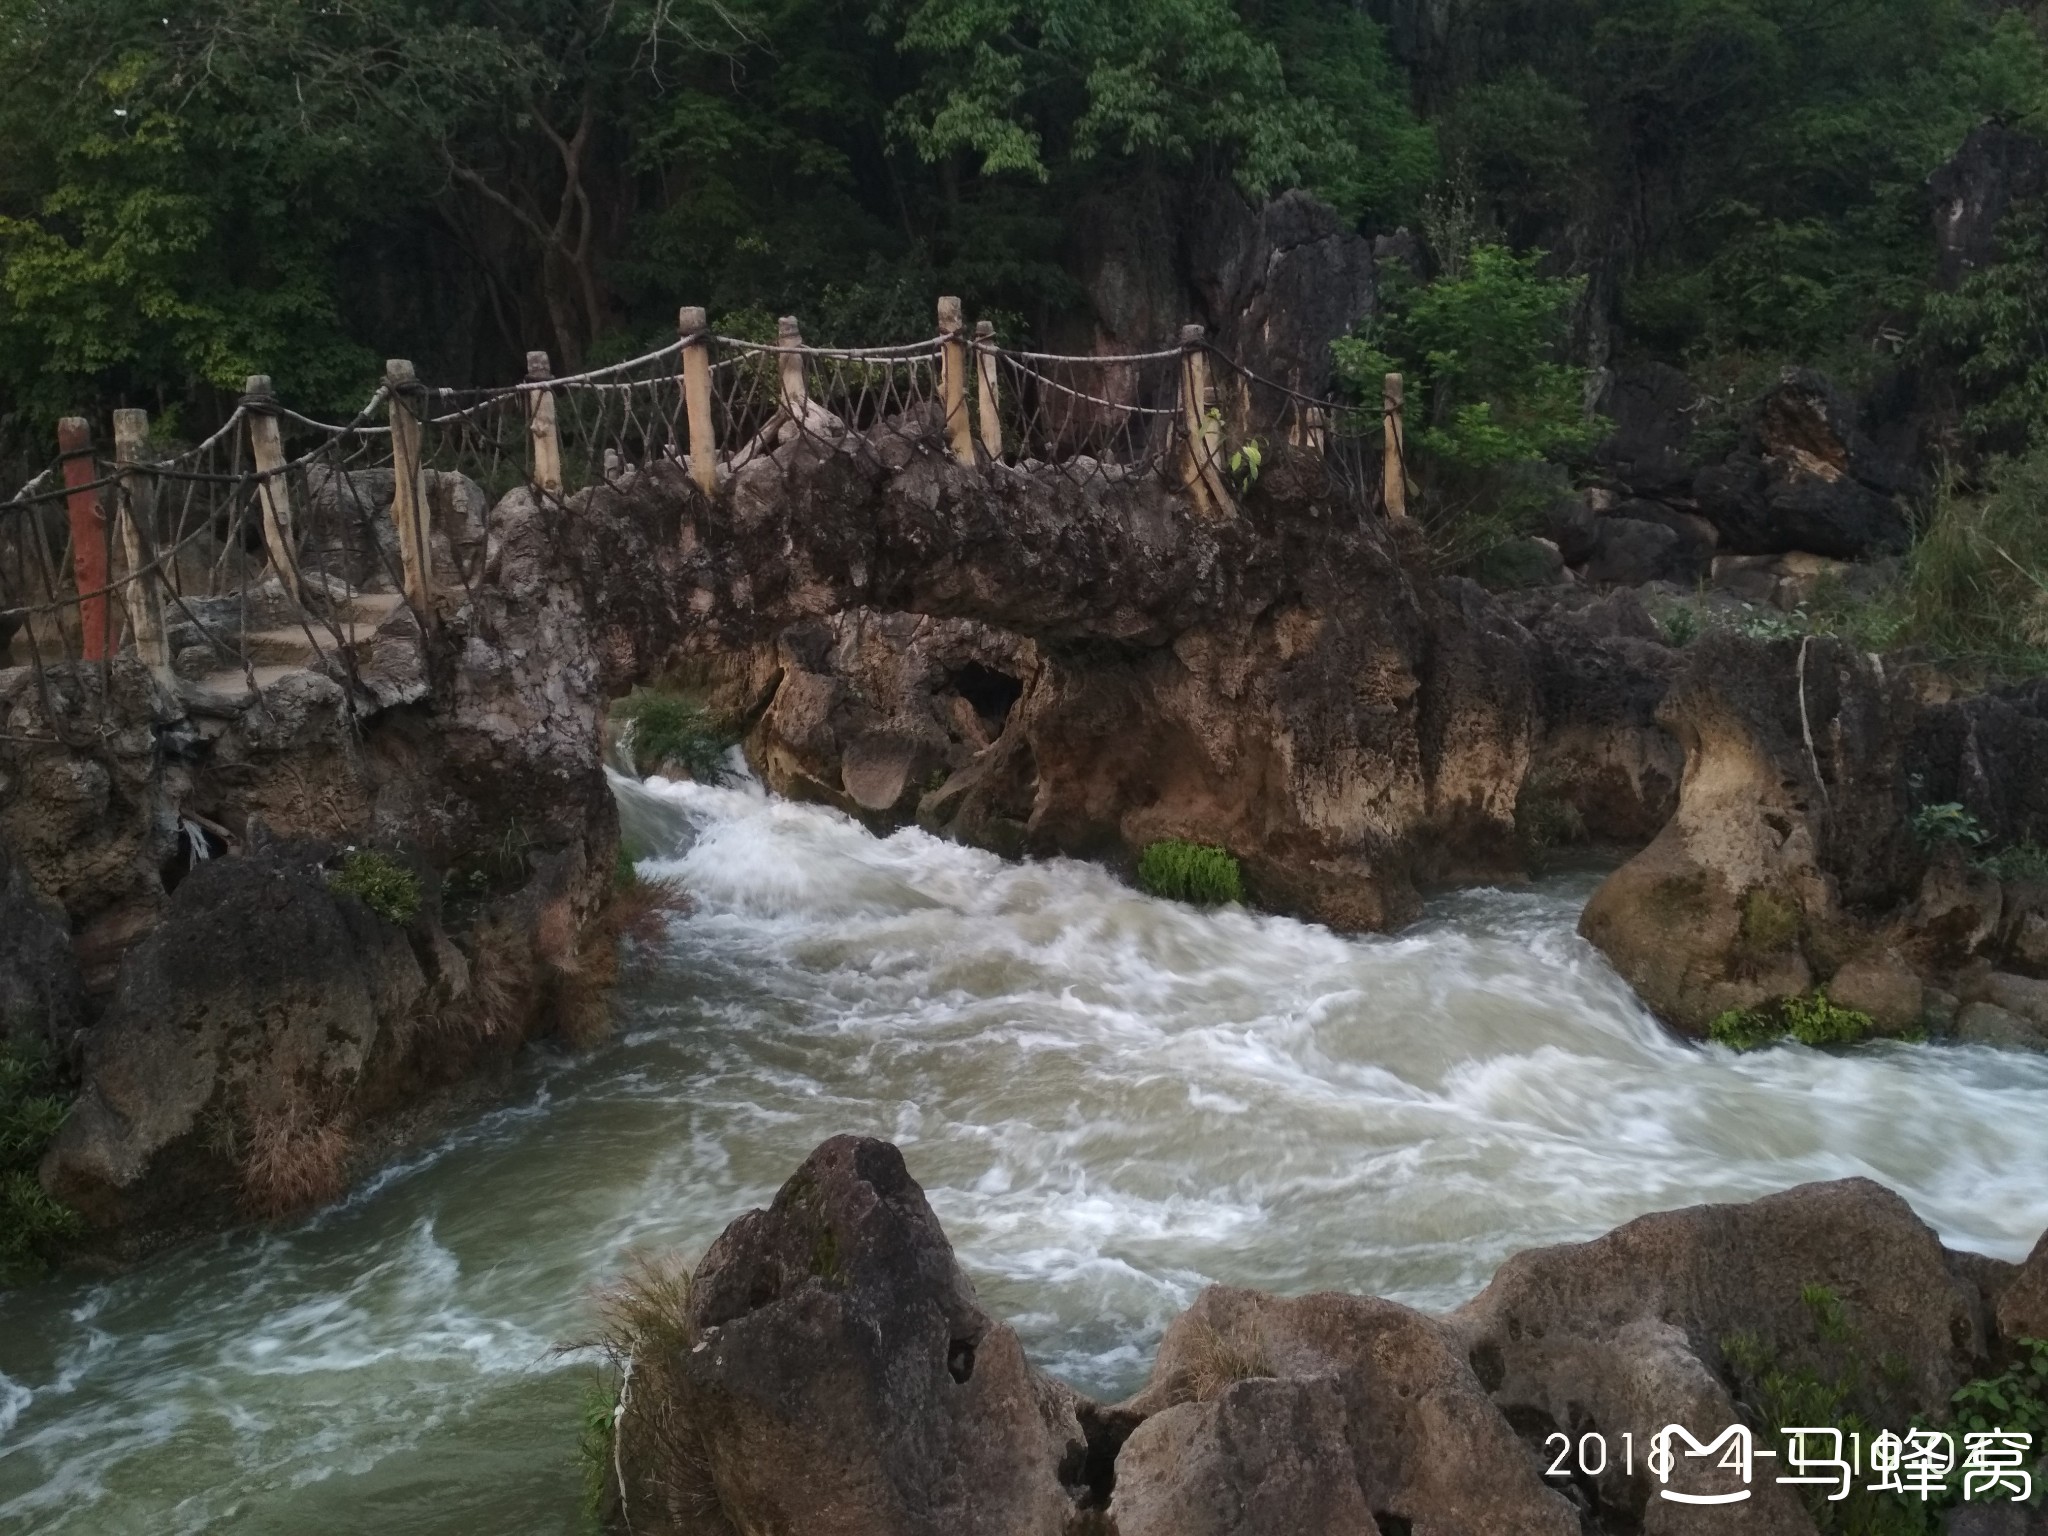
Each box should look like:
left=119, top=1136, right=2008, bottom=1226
left=329, top=849, right=421, bottom=925
left=1658, top=603, right=1703, bottom=648
left=1911, top=802, right=1989, bottom=849
left=1780, top=993, right=1873, bottom=1048
left=1708, top=1006, right=1788, bottom=1052
left=1334, top=244, right=1603, bottom=474
left=1951, top=1337, right=2048, bottom=1440
left=0, top=1041, right=79, bottom=1282
left=1979, top=841, right=2048, bottom=883
left=1709, top=993, right=1872, bottom=1052
left=1137, top=840, right=1245, bottom=906
left=615, top=690, right=731, bottom=783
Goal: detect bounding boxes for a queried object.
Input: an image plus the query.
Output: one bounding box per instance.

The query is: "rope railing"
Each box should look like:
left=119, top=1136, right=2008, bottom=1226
left=1, top=295, right=1404, bottom=701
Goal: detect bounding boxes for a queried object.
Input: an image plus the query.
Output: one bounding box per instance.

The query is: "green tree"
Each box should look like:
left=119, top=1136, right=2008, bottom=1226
left=1922, top=197, right=2048, bottom=452
left=1334, top=244, right=1600, bottom=474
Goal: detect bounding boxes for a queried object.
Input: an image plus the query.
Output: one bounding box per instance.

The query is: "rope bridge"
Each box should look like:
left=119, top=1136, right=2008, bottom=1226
left=0, top=298, right=1406, bottom=701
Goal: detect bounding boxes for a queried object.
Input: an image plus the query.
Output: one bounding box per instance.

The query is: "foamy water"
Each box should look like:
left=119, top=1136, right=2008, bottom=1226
left=3, top=769, right=2046, bottom=1533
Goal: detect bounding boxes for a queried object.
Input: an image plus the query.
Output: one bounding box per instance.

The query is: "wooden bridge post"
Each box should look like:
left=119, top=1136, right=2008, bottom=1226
left=1382, top=372, right=1408, bottom=521
left=973, top=319, right=1002, bottom=461
left=937, top=297, right=975, bottom=466
left=112, top=408, right=173, bottom=682
left=679, top=307, right=717, bottom=496
left=776, top=316, right=808, bottom=422
left=525, top=352, right=565, bottom=498
left=57, top=417, right=111, bottom=660
left=1178, top=325, right=1234, bottom=519
left=384, top=360, right=434, bottom=622
left=243, top=377, right=304, bottom=604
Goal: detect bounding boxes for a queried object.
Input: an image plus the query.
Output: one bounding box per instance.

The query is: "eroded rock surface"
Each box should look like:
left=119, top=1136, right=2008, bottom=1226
left=1580, top=630, right=2048, bottom=1033
left=611, top=1135, right=1089, bottom=1536
left=605, top=1140, right=2044, bottom=1536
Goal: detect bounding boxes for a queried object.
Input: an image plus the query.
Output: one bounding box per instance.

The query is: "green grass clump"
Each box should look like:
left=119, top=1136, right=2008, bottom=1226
left=1710, top=993, right=1872, bottom=1051
left=0, top=1042, right=79, bottom=1282
left=329, top=850, right=422, bottom=925
left=614, top=690, right=731, bottom=783
left=1980, top=842, right=2048, bottom=883
left=1738, top=887, right=1802, bottom=955
left=1137, top=840, right=1244, bottom=906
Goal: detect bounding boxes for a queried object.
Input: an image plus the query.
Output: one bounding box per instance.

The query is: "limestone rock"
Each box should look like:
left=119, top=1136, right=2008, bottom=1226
left=1929, top=122, right=2048, bottom=288
left=1995, top=1230, right=2048, bottom=1344
left=0, top=838, right=86, bottom=1055
left=1596, top=362, right=1700, bottom=498
left=1121, top=1286, right=1578, bottom=1536
left=1825, top=947, right=1924, bottom=1036
left=1586, top=516, right=1684, bottom=587
left=1450, top=1178, right=1992, bottom=1532
left=622, top=1135, right=1086, bottom=1536
left=1956, top=1001, right=2048, bottom=1051
left=1109, top=1377, right=1379, bottom=1536
left=42, top=844, right=426, bottom=1233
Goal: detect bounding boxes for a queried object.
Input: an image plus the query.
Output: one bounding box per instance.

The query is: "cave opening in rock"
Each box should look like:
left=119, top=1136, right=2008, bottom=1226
left=948, top=662, right=1022, bottom=735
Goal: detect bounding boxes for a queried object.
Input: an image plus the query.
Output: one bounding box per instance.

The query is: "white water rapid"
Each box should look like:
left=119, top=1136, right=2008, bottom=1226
left=4, top=768, right=2046, bottom=1534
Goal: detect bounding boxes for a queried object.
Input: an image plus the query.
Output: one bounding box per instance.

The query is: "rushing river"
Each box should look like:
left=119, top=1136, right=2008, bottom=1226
left=5, top=769, right=2048, bottom=1533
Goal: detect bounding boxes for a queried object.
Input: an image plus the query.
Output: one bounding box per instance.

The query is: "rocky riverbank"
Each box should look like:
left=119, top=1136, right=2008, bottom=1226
left=593, top=1134, right=2048, bottom=1536
left=5, top=364, right=2047, bottom=1266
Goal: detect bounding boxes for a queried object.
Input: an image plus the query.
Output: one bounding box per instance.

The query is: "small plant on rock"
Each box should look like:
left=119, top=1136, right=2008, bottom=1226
left=1709, top=993, right=1872, bottom=1051
left=0, top=1041, right=79, bottom=1281
left=1181, top=1317, right=1275, bottom=1403
left=615, top=690, right=730, bottom=783
left=1658, top=603, right=1703, bottom=648
left=329, top=849, right=421, bottom=925
left=1137, top=840, right=1245, bottom=906
left=565, top=1251, right=727, bottom=1532
left=1910, top=801, right=1989, bottom=849
left=1979, top=841, right=2048, bottom=883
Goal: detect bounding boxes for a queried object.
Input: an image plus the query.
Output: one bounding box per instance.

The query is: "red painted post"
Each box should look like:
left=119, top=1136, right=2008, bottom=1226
left=57, top=417, right=111, bottom=661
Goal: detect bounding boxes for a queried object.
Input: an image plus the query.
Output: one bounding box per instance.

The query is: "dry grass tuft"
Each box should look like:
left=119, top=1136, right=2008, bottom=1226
left=239, top=1081, right=352, bottom=1219
left=565, top=1251, right=736, bottom=1531
left=535, top=897, right=581, bottom=975
left=466, top=918, right=534, bottom=1041
left=607, top=870, right=693, bottom=946
left=1181, top=1317, right=1276, bottom=1404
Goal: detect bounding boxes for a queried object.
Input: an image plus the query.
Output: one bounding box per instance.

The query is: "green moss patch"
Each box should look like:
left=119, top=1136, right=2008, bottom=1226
left=329, top=850, right=422, bottom=926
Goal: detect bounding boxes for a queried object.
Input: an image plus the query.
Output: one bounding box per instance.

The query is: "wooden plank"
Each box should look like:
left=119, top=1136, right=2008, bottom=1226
left=1178, top=326, right=1234, bottom=519
left=57, top=417, right=111, bottom=660
left=679, top=306, right=717, bottom=496
left=1382, top=372, right=1407, bottom=521
left=524, top=351, right=564, bottom=497
left=243, top=376, right=303, bottom=603
left=112, top=408, right=173, bottom=682
left=777, top=316, right=808, bottom=419
left=973, top=319, right=1002, bottom=460
left=938, top=296, right=973, bottom=465
left=384, top=360, right=434, bottom=620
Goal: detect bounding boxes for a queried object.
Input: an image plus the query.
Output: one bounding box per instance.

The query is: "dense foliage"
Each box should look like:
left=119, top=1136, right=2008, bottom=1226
left=0, top=1041, right=79, bottom=1281
left=2, top=0, right=2045, bottom=484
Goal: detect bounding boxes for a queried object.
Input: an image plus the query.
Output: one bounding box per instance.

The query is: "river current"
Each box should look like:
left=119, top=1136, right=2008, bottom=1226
left=4, top=768, right=2047, bottom=1534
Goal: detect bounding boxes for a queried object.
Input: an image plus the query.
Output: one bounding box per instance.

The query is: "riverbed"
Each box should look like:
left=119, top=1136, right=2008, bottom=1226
left=4, top=769, right=2046, bottom=1534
